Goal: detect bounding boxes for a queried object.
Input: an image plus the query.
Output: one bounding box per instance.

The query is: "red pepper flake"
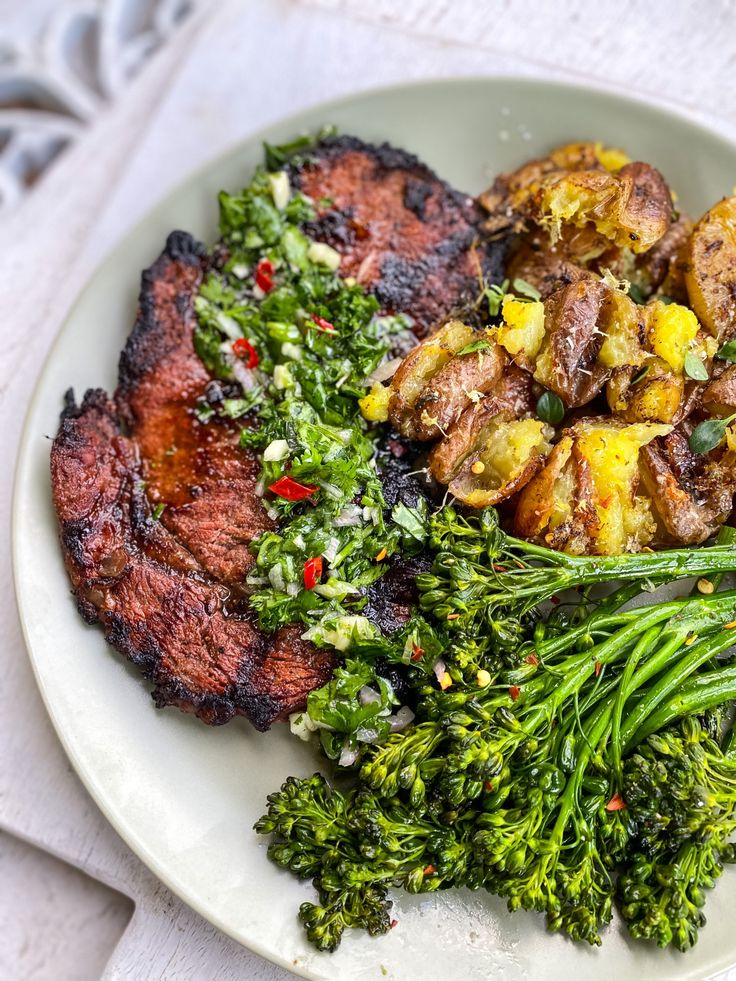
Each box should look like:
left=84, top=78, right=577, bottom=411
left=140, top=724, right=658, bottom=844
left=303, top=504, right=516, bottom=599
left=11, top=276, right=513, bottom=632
left=446, top=613, right=461, bottom=621
left=255, top=258, right=274, bottom=293
left=483, top=781, right=494, bottom=792
left=303, top=556, right=323, bottom=590
left=375, top=548, right=388, bottom=562
left=525, top=653, right=539, bottom=667
left=493, top=564, right=507, bottom=572
left=232, top=337, right=259, bottom=368
left=390, top=919, right=399, bottom=929
left=550, top=595, right=561, bottom=606
left=508, top=685, right=521, bottom=702
left=410, top=643, right=424, bottom=663
left=595, top=661, right=602, bottom=677
left=310, top=314, right=336, bottom=333
left=423, top=865, right=436, bottom=876
left=268, top=476, right=318, bottom=501
left=606, top=792, right=627, bottom=812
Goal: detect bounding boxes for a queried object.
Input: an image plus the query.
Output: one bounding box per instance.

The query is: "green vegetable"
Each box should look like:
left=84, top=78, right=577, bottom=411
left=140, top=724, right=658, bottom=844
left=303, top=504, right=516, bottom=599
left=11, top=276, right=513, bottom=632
left=257, top=589, right=736, bottom=951
left=512, top=277, right=542, bottom=301
left=484, top=279, right=510, bottom=317
left=684, top=350, right=709, bottom=381
left=194, top=145, right=413, bottom=633
left=689, top=412, right=736, bottom=454
left=417, top=506, right=736, bottom=626
left=716, top=339, right=736, bottom=363
left=536, top=389, right=565, bottom=425
left=631, top=364, right=651, bottom=386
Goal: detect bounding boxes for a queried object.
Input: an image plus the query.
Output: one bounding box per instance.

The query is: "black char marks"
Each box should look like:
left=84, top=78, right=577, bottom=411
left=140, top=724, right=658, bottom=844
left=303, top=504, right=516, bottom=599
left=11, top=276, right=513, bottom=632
left=50, top=236, right=335, bottom=729
left=291, top=135, right=506, bottom=337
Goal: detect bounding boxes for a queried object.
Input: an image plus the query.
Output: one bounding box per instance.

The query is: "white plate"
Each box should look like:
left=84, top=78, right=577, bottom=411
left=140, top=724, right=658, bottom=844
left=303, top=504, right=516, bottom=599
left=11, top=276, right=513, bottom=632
left=13, top=78, right=736, bottom=980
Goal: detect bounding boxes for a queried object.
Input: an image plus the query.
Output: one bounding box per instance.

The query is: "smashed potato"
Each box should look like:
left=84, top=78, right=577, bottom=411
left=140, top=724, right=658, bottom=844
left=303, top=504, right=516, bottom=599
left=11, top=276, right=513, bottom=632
left=532, top=280, right=611, bottom=406
left=479, top=141, right=627, bottom=234
left=685, top=196, right=736, bottom=341
left=388, top=320, right=478, bottom=439
left=646, top=300, right=700, bottom=373
left=444, top=416, right=552, bottom=508
left=515, top=419, right=669, bottom=555
left=537, top=162, right=673, bottom=254
left=430, top=365, right=536, bottom=484
left=606, top=359, right=684, bottom=425
left=640, top=426, right=736, bottom=544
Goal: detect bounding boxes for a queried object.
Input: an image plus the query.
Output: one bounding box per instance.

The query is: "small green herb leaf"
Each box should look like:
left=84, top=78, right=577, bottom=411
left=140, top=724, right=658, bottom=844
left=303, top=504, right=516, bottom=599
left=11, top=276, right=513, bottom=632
left=684, top=351, right=709, bottom=381
left=716, top=339, right=736, bottom=363
left=631, top=364, right=651, bottom=386
left=152, top=503, right=166, bottom=521
left=536, top=390, right=565, bottom=426
left=512, top=278, right=541, bottom=301
left=628, top=283, right=646, bottom=305
left=457, top=339, right=493, bottom=356
left=391, top=500, right=428, bottom=545
left=689, top=414, right=736, bottom=454
left=485, top=278, right=509, bottom=317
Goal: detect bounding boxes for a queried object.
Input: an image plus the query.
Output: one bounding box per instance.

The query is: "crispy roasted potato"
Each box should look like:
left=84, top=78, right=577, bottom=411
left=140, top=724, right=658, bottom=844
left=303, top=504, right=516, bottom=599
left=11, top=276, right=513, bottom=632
left=445, top=416, right=552, bottom=508
left=493, top=296, right=546, bottom=371
left=536, top=162, right=672, bottom=254
left=685, top=196, right=736, bottom=341
left=426, top=364, right=550, bottom=508
left=646, top=300, right=700, bottom=373
left=387, top=320, right=476, bottom=439
left=479, top=141, right=628, bottom=234
left=597, top=289, right=646, bottom=369
left=429, top=365, right=536, bottom=483
left=640, top=426, right=736, bottom=544
left=506, top=235, right=599, bottom=301
left=515, top=418, right=670, bottom=555
left=702, top=363, right=736, bottom=413
left=533, top=280, right=611, bottom=405
left=607, top=358, right=684, bottom=424
left=633, top=214, right=693, bottom=301
left=411, top=339, right=507, bottom=441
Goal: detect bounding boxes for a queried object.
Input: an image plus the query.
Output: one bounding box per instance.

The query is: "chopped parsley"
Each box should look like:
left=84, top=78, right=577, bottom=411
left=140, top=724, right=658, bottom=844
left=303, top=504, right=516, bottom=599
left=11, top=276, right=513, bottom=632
left=193, top=151, right=415, bottom=636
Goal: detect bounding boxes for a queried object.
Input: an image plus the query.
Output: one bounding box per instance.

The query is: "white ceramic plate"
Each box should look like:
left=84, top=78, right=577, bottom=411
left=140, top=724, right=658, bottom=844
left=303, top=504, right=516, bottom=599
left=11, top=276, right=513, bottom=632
left=13, top=78, right=736, bottom=981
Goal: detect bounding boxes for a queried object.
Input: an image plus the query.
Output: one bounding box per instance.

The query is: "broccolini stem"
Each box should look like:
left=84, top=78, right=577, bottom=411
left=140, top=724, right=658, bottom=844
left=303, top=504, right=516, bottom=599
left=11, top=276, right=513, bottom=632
left=610, top=625, right=665, bottom=786
left=625, top=662, right=736, bottom=748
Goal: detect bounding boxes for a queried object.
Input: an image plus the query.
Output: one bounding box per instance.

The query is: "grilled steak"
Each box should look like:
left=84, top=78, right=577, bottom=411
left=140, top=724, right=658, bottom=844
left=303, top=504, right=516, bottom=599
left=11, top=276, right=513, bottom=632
left=51, top=233, right=335, bottom=728
left=291, top=135, right=505, bottom=337
left=51, top=138, right=507, bottom=729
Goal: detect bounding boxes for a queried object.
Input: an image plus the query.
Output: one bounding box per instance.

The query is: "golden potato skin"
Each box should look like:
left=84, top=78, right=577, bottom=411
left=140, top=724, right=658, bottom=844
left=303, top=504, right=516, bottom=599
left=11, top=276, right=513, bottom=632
left=685, top=196, right=736, bottom=341
left=702, top=363, right=736, bottom=413
left=412, top=341, right=506, bottom=441
left=634, top=214, right=693, bottom=300
left=606, top=359, right=684, bottom=424
left=533, top=280, right=611, bottom=406
left=640, top=427, right=736, bottom=545
left=388, top=320, right=475, bottom=439
left=429, top=365, right=535, bottom=484
left=537, top=162, right=672, bottom=254
left=515, top=419, right=669, bottom=555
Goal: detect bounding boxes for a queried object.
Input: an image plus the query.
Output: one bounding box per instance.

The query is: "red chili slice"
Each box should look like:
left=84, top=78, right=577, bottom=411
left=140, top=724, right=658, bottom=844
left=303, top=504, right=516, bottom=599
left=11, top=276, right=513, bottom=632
left=232, top=337, right=259, bottom=368
left=606, top=792, right=627, bottom=812
left=310, top=314, right=336, bottom=333
left=255, top=258, right=274, bottom=293
left=303, top=556, right=323, bottom=590
left=268, top=476, right=318, bottom=501
left=508, top=685, right=521, bottom=702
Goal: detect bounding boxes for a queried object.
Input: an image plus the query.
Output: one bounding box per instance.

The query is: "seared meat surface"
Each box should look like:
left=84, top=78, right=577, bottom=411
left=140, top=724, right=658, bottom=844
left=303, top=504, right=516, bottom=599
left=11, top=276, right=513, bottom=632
left=290, top=136, right=506, bottom=337
left=52, top=137, right=503, bottom=728
left=51, top=234, right=335, bottom=728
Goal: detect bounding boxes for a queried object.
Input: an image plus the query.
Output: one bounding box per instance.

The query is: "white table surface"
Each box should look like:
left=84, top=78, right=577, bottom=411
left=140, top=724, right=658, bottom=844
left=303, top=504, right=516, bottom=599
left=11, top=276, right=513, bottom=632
left=4, top=1, right=736, bottom=977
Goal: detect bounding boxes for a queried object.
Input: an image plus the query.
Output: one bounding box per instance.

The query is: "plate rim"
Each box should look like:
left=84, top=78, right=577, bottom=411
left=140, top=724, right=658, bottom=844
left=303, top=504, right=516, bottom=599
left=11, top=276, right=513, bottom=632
left=13, top=72, right=736, bottom=979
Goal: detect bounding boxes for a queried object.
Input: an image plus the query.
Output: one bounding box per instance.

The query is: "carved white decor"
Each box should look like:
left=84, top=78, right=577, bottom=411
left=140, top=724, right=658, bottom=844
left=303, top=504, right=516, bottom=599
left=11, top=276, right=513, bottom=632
left=0, top=0, right=192, bottom=213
